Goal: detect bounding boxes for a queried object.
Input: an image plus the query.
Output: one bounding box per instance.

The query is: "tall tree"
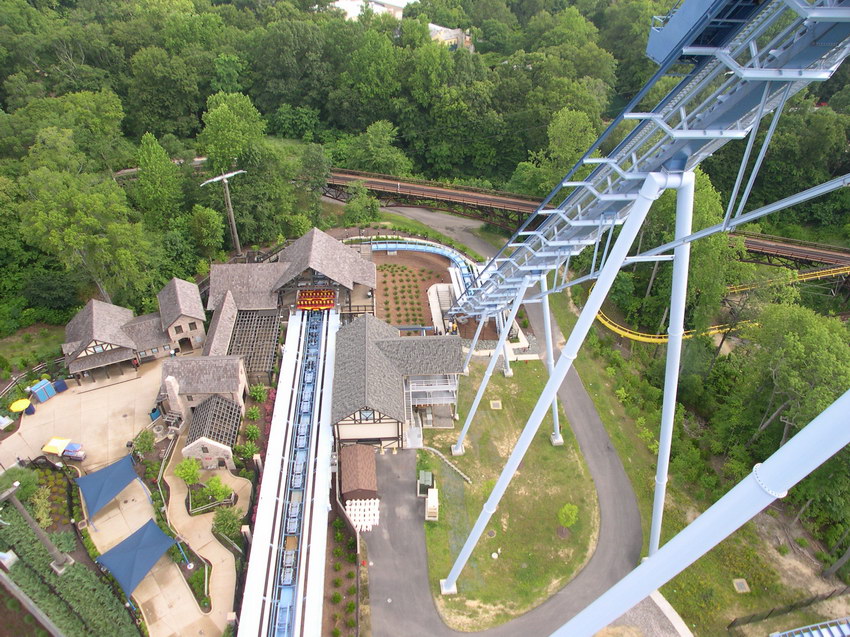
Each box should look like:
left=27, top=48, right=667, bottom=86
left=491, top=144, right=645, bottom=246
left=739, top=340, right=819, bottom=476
left=340, top=120, right=413, bottom=176
left=134, top=133, right=183, bottom=230
left=197, top=92, right=266, bottom=175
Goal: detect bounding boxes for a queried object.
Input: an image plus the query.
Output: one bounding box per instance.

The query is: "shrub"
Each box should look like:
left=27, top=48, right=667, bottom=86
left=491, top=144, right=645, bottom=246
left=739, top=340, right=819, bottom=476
left=795, top=537, right=809, bottom=548
left=249, top=384, right=268, bottom=402
left=245, top=407, right=261, bottom=422
left=333, top=547, right=343, bottom=558
left=332, top=518, right=345, bottom=530
left=31, top=486, right=53, bottom=528
left=557, top=503, right=579, bottom=529
left=331, top=592, right=342, bottom=604
left=346, top=570, right=355, bottom=579
left=234, top=441, right=259, bottom=460
left=347, top=585, right=356, bottom=595
left=346, top=600, right=355, bottom=613
left=244, top=423, right=260, bottom=441
left=333, top=562, right=342, bottom=572
left=0, top=467, right=38, bottom=501
left=346, top=617, right=356, bottom=627
left=331, top=629, right=341, bottom=637
left=200, top=476, right=232, bottom=503
left=777, top=544, right=790, bottom=556
left=335, top=530, right=345, bottom=543
left=213, top=507, right=242, bottom=541
left=332, top=577, right=342, bottom=588
left=175, top=458, right=201, bottom=486
left=134, top=429, right=155, bottom=455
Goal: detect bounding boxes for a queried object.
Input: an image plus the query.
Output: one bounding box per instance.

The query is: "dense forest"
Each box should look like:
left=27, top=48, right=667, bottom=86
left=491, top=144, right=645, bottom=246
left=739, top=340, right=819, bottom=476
left=1, top=0, right=850, bottom=579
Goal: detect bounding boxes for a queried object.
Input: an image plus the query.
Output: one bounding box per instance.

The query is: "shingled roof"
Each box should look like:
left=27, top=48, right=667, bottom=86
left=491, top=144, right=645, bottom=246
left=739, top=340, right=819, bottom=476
left=63, top=299, right=136, bottom=366
left=339, top=444, right=378, bottom=501
left=332, top=315, right=462, bottom=424
left=207, top=263, right=287, bottom=311
left=203, top=290, right=237, bottom=356
left=161, top=356, right=245, bottom=396
left=187, top=395, right=242, bottom=448
left=272, top=228, right=376, bottom=291
left=157, top=278, right=205, bottom=330
left=122, top=313, right=169, bottom=351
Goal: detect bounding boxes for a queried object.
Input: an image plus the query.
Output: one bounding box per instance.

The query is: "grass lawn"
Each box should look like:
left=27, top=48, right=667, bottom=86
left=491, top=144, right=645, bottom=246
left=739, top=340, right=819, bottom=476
left=0, top=325, right=65, bottom=371
left=375, top=211, right=485, bottom=261
left=545, top=284, right=804, bottom=634
left=421, top=360, right=599, bottom=631
left=472, top=225, right=511, bottom=250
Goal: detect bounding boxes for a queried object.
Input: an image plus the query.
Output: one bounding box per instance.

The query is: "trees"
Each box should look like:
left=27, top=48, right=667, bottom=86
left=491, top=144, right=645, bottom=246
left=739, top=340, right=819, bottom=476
left=340, top=120, right=413, bottom=176
left=188, top=204, right=225, bottom=258
left=197, top=92, right=266, bottom=175
left=175, top=458, right=201, bottom=486
left=134, top=133, right=183, bottom=230
left=557, top=503, right=578, bottom=529
left=342, top=182, right=381, bottom=226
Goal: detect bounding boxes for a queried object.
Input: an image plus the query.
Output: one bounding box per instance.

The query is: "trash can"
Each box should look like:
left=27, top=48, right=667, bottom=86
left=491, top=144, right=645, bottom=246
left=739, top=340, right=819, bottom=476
left=150, top=407, right=161, bottom=421
left=53, top=378, right=68, bottom=393
left=24, top=404, right=35, bottom=415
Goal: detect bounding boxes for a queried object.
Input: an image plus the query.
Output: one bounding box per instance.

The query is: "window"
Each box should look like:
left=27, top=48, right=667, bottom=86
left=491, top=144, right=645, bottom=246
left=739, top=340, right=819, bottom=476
left=361, top=410, right=374, bottom=421
left=188, top=322, right=197, bottom=331
left=187, top=395, right=193, bottom=402
left=93, top=344, right=104, bottom=353
left=174, top=325, right=184, bottom=334
left=152, top=347, right=159, bottom=354
left=201, top=446, right=209, bottom=454
left=138, top=350, right=147, bottom=357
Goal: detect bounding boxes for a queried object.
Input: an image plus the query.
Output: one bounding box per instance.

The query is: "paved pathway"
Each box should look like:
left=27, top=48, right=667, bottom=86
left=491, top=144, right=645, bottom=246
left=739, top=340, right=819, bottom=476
left=162, top=434, right=253, bottom=636
left=363, top=206, right=684, bottom=636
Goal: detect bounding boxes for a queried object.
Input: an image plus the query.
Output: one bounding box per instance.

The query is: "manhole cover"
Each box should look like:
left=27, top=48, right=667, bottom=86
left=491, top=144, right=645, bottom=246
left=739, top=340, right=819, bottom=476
left=733, top=578, right=750, bottom=593
left=487, top=530, right=496, bottom=538
left=490, top=400, right=502, bottom=410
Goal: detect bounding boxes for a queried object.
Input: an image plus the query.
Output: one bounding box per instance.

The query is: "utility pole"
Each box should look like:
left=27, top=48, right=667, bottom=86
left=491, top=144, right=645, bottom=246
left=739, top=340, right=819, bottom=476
left=1, top=482, right=74, bottom=575
left=201, top=169, right=246, bottom=257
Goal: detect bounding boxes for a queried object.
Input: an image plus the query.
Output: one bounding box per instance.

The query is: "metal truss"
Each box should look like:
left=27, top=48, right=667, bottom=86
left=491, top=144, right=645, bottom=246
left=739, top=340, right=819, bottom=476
left=449, top=0, right=850, bottom=320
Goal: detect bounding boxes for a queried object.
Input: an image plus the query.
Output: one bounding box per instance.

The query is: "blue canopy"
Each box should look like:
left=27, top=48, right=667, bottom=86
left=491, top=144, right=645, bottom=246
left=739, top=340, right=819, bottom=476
left=74, top=454, right=138, bottom=519
left=96, top=519, right=176, bottom=596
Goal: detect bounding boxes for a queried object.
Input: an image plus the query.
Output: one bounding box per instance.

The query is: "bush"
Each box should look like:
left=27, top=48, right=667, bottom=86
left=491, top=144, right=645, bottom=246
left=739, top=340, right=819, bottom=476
left=245, top=407, right=261, bottom=422
left=31, top=486, right=52, bottom=528
left=795, top=537, right=809, bottom=548
left=346, top=570, right=355, bottom=579
left=249, top=384, right=268, bottom=402
left=347, top=585, right=356, bottom=595
left=777, top=544, right=790, bottom=556
left=346, top=600, right=355, bottom=613
left=174, top=458, right=201, bottom=486
left=557, top=503, right=579, bottom=528
left=0, top=467, right=38, bottom=502
left=134, top=429, right=155, bottom=455
left=213, top=507, right=242, bottom=541
left=244, top=423, right=260, bottom=440
left=234, top=441, right=259, bottom=460
left=199, top=477, right=232, bottom=503
left=331, top=592, right=342, bottom=604
left=333, top=562, right=342, bottom=572
left=346, top=617, right=356, bottom=628
left=332, top=577, right=342, bottom=587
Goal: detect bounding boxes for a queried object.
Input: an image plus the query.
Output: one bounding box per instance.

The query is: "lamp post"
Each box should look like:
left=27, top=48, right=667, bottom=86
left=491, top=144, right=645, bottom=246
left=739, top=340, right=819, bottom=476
left=0, top=481, right=74, bottom=574
left=201, top=169, right=246, bottom=257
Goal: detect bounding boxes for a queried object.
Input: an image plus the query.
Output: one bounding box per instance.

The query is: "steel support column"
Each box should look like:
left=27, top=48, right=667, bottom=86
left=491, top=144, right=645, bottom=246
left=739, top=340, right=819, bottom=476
left=539, top=274, right=563, bottom=446
left=499, top=311, right=514, bottom=377
left=462, top=317, right=486, bottom=373
left=440, top=172, right=675, bottom=594
left=648, top=171, right=695, bottom=555
left=451, top=278, right=531, bottom=456
left=552, top=389, right=850, bottom=637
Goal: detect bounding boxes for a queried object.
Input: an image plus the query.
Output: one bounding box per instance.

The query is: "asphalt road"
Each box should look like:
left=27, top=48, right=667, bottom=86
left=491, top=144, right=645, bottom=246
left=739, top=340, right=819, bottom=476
left=363, top=206, right=678, bottom=636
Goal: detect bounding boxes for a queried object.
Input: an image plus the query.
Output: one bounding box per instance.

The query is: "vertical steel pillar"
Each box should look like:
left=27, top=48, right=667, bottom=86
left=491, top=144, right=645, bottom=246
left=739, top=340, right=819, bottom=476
left=440, top=172, right=675, bottom=594
left=451, top=278, right=531, bottom=456
left=539, top=275, right=563, bottom=446
left=462, top=317, right=486, bottom=373
left=552, top=389, right=850, bottom=637
left=648, top=171, right=695, bottom=555
left=500, top=311, right=514, bottom=377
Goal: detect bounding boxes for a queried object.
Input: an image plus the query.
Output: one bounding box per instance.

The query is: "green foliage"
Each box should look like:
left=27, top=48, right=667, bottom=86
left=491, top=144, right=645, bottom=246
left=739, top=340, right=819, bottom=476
left=31, top=486, right=52, bottom=528
left=342, top=182, right=380, bottom=227
left=795, top=537, right=809, bottom=548
left=175, top=458, right=201, bottom=486
left=198, top=92, right=266, bottom=175
left=134, top=429, right=155, bottom=455
left=245, top=406, right=261, bottom=422
left=331, top=592, right=342, bottom=604
left=777, top=544, right=790, bottom=556
left=234, top=442, right=259, bottom=460
left=212, top=506, right=242, bottom=541
left=249, top=384, right=268, bottom=402
left=0, top=467, right=38, bottom=502
left=188, top=204, right=225, bottom=258
left=134, top=133, right=183, bottom=230
left=338, top=120, right=413, bottom=176
left=199, top=476, right=232, bottom=503
left=557, top=503, right=578, bottom=529
left=244, top=423, right=260, bottom=441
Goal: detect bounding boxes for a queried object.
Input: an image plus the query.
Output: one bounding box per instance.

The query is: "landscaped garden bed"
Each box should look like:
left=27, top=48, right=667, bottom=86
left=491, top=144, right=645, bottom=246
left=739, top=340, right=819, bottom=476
left=322, top=514, right=359, bottom=637
left=373, top=253, right=452, bottom=329
left=0, top=583, right=52, bottom=637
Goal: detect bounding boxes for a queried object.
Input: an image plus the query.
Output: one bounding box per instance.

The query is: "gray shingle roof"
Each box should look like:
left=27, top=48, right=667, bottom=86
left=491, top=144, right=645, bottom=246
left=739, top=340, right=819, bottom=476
left=68, top=347, right=136, bottom=374
left=332, top=315, right=462, bottom=424
left=186, top=395, right=242, bottom=448
left=157, top=278, right=205, bottom=330
left=272, top=228, right=376, bottom=291
left=203, top=290, right=237, bottom=356
left=161, top=356, right=244, bottom=396
left=207, top=263, right=287, bottom=311
left=64, top=299, right=135, bottom=365
left=122, top=313, right=169, bottom=351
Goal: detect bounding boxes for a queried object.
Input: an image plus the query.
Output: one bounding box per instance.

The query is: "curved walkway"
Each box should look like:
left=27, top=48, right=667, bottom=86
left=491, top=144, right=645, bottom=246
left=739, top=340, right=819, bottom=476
left=364, top=206, right=678, bottom=636
left=162, top=434, right=253, bottom=635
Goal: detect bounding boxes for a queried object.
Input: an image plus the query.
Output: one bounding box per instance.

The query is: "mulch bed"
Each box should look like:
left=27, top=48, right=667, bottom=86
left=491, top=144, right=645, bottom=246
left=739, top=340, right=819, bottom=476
left=0, top=583, right=51, bottom=637
left=373, top=251, right=452, bottom=329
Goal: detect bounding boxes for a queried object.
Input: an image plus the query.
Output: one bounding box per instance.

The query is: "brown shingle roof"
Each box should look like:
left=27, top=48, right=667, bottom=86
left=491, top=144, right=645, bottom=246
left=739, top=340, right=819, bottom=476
left=207, top=263, right=287, bottom=311
left=157, top=278, right=205, bottom=330
left=339, top=444, right=377, bottom=500
left=203, top=290, right=237, bottom=356
left=64, top=299, right=135, bottom=366
left=122, top=313, right=169, bottom=351
left=161, top=356, right=245, bottom=396
left=272, top=228, right=376, bottom=291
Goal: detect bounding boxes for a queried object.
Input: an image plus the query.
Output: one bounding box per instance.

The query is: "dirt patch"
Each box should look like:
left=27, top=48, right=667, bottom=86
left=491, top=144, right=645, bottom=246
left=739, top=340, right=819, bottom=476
left=374, top=252, right=451, bottom=328
left=557, top=526, right=572, bottom=540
